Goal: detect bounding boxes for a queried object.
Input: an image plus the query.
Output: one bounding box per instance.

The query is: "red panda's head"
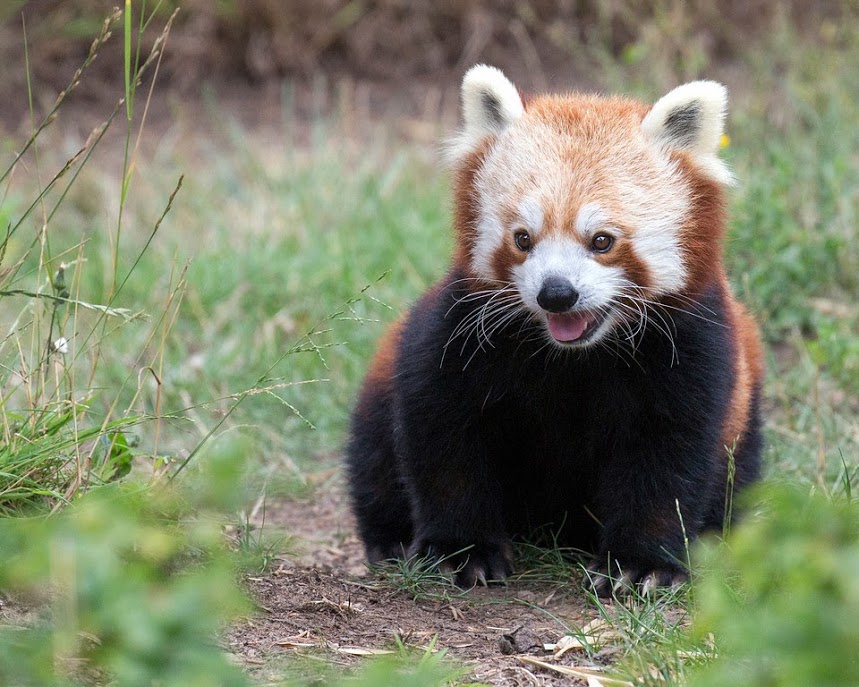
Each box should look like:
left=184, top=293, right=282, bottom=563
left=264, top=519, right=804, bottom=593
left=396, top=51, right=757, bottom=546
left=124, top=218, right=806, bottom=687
left=448, top=65, right=733, bottom=349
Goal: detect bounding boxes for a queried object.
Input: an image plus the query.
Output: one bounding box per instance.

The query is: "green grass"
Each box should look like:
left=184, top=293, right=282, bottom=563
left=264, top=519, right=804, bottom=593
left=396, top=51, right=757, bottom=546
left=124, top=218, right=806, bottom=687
left=0, top=11, right=265, bottom=682
left=32, top=119, right=450, bottom=473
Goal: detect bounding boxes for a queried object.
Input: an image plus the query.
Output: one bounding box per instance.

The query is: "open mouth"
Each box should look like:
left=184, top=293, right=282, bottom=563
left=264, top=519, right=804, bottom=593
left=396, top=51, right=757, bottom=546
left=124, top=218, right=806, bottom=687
left=545, top=309, right=608, bottom=344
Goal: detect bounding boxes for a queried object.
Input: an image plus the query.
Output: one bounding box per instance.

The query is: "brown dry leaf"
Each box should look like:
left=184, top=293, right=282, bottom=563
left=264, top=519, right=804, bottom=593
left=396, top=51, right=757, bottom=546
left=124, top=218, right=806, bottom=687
left=543, top=618, right=624, bottom=657
left=588, top=676, right=620, bottom=687
left=337, top=647, right=397, bottom=656
left=544, top=633, right=588, bottom=657
left=580, top=618, right=625, bottom=645
left=274, top=640, right=316, bottom=649
left=517, top=656, right=634, bottom=686
left=411, top=644, right=442, bottom=654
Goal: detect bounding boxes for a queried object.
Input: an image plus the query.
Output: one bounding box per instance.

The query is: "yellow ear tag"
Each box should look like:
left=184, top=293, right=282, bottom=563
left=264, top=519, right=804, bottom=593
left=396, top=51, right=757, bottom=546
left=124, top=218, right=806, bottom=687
left=720, top=134, right=731, bottom=149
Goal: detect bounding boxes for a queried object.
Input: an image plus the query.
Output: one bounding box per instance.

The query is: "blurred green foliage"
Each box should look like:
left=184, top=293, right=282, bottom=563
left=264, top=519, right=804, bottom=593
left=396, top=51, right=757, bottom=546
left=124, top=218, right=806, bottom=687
left=7, top=1, right=853, bottom=88
left=0, top=462, right=252, bottom=686
left=727, top=52, right=859, bottom=338
left=690, top=483, right=859, bottom=687
left=807, top=314, right=859, bottom=392
left=0, top=440, right=470, bottom=686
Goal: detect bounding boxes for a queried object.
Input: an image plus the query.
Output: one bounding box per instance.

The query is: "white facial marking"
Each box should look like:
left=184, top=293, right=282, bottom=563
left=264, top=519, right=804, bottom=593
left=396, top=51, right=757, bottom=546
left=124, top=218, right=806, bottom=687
left=469, top=120, right=563, bottom=281
left=517, top=197, right=544, bottom=234
left=471, top=213, right=505, bottom=279
left=575, top=202, right=608, bottom=237
left=614, top=148, right=690, bottom=293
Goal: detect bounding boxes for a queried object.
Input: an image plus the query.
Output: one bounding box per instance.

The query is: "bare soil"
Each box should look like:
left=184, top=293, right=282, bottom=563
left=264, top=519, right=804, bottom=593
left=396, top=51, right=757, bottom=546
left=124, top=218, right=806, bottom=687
left=227, top=475, right=616, bottom=686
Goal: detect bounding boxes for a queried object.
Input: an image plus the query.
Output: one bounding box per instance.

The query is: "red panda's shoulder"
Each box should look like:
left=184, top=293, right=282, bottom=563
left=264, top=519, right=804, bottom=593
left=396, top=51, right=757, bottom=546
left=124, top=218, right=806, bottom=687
left=363, top=318, right=405, bottom=393
left=721, top=283, right=765, bottom=451
left=360, top=280, right=449, bottom=395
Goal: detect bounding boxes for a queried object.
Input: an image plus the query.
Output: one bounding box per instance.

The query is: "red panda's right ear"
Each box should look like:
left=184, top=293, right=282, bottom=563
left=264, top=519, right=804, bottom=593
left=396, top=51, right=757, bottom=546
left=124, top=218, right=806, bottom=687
left=446, top=65, right=523, bottom=163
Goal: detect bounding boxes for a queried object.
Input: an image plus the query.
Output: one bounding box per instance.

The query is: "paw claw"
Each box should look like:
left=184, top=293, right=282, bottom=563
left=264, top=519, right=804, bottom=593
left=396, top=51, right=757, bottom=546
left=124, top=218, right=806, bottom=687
left=588, top=569, right=614, bottom=598
left=587, top=558, right=686, bottom=597
left=411, top=537, right=513, bottom=589
left=641, top=573, right=659, bottom=596
left=612, top=570, right=638, bottom=595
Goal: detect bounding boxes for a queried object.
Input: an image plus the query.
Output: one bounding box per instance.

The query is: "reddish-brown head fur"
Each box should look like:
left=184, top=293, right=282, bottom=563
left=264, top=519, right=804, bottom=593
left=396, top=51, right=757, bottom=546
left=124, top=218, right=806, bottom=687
left=444, top=66, right=739, bottom=349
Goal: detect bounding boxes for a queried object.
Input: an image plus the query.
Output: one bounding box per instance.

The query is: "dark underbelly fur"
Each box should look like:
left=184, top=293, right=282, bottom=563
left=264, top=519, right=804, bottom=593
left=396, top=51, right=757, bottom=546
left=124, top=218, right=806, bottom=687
left=346, top=268, right=763, bottom=592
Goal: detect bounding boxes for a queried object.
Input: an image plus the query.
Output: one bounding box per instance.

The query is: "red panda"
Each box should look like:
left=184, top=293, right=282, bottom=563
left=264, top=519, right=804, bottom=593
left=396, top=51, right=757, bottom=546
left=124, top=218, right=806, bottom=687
left=346, top=65, right=764, bottom=596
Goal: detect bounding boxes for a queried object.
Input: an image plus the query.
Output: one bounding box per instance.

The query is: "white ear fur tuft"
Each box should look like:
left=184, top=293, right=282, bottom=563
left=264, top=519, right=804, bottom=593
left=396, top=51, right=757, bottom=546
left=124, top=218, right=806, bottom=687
left=446, top=65, right=523, bottom=162
left=642, top=81, right=734, bottom=185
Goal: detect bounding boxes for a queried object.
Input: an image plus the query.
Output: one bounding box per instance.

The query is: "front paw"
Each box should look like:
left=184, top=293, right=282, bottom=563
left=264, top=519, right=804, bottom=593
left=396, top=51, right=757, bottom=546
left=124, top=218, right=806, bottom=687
left=586, top=559, right=687, bottom=598
left=410, top=538, right=514, bottom=588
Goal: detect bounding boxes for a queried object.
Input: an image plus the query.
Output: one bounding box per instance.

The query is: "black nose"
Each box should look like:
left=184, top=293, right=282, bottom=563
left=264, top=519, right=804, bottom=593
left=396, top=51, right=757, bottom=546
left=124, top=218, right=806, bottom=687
left=537, top=277, right=579, bottom=312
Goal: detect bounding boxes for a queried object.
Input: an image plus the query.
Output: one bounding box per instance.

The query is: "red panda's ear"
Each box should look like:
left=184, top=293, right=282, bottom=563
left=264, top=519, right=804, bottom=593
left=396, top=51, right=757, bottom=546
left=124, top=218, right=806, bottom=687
left=446, top=65, right=524, bottom=163
left=642, top=81, right=734, bottom=185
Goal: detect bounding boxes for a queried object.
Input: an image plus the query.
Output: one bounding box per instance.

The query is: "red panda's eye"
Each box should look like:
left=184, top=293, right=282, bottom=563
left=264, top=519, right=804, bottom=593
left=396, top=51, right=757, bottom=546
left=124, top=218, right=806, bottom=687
left=591, top=234, right=614, bottom=253
left=514, top=230, right=532, bottom=252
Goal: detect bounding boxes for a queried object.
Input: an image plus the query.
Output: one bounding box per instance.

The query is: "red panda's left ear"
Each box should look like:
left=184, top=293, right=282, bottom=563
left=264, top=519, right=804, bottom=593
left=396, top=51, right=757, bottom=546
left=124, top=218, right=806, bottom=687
left=446, top=65, right=524, bottom=164
left=642, top=81, right=734, bottom=185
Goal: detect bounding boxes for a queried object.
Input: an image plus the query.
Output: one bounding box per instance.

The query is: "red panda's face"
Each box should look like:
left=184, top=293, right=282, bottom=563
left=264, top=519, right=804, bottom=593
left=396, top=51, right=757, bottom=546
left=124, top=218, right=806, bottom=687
left=450, top=66, right=733, bottom=349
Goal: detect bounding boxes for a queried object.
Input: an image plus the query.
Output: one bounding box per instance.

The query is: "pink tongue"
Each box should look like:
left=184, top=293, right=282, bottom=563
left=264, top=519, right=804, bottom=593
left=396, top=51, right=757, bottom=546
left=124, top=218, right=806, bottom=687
left=546, top=312, right=590, bottom=342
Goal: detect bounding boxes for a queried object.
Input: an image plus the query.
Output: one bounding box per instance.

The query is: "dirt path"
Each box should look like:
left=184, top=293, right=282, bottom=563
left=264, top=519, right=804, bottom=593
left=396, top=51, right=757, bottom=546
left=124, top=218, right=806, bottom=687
left=227, top=474, right=622, bottom=686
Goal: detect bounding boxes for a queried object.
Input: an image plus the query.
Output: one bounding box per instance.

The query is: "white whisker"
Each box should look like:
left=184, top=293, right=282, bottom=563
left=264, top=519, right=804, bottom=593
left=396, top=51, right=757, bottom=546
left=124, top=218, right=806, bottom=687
left=439, top=281, right=534, bottom=369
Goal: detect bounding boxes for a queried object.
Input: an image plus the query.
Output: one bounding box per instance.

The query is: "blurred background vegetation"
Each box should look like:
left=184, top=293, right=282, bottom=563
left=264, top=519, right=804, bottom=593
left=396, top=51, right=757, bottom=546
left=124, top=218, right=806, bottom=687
left=0, top=0, right=852, bottom=86
left=2, top=0, right=856, bottom=128
left=0, top=1, right=857, bottom=685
